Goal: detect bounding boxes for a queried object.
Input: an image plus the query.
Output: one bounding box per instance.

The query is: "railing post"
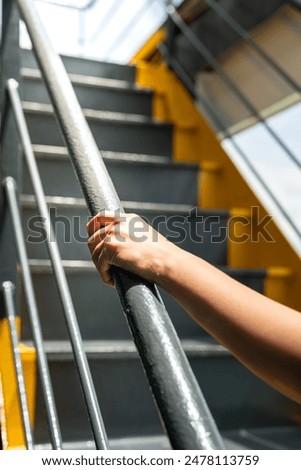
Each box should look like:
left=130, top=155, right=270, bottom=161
left=0, top=0, right=21, bottom=298
left=165, top=0, right=177, bottom=64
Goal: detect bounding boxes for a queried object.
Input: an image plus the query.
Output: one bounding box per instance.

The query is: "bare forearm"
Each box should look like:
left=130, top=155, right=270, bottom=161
left=87, top=212, right=301, bottom=404
left=156, top=248, right=301, bottom=404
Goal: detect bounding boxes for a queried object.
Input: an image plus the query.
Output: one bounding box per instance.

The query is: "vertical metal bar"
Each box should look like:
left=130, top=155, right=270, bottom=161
left=16, top=0, right=224, bottom=449
left=167, top=6, right=301, bottom=170
left=6, top=79, right=110, bottom=451
left=1, top=281, right=34, bottom=450
left=0, top=0, right=20, bottom=304
left=3, top=176, right=63, bottom=450
left=86, top=0, right=121, bottom=44
left=204, top=0, right=300, bottom=92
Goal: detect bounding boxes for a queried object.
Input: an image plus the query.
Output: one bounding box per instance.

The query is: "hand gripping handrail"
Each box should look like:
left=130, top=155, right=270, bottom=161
left=15, top=0, right=224, bottom=449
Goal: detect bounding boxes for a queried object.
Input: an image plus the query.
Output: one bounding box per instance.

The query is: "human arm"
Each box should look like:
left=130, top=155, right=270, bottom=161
left=87, top=212, right=301, bottom=404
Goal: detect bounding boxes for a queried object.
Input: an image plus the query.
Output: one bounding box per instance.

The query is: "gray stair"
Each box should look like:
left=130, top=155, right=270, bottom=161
left=21, top=68, right=153, bottom=116
left=19, top=50, right=301, bottom=450
left=30, top=338, right=298, bottom=445
left=24, top=102, right=173, bottom=157
left=22, top=148, right=198, bottom=202
left=21, top=259, right=266, bottom=341
left=21, top=48, right=136, bottom=82
left=34, top=426, right=301, bottom=450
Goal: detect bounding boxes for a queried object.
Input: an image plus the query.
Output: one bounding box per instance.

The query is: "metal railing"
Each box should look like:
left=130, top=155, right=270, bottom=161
left=1, top=281, right=34, bottom=450
left=203, top=0, right=300, bottom=93
left=161, top=3, right=301, bottom=254
left=165, top=5, right=301, bottom=170
left=6, top=78, right=109, bottom=450
left=2, top=175, right=63, bottom=449
left=0, top=0, right=225, bottom=451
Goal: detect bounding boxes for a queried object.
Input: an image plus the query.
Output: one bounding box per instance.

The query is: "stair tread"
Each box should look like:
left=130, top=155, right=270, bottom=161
left=34, top=425, right=301, bottom=450
left=25, top=337, right=230, bottom=358
left=22, top=67, right=152, bottom=94
left=21, top=194, right=228, bottom=216
left=23, top=101, right=169, bottom=127
left=30, top=144, right=199, bottom=169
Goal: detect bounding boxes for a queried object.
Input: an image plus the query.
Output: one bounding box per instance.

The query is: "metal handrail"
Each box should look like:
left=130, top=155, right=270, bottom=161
left=166, top=5, right=301, bottom=170
left=204, top=0, right=301, bottom=93
left=2, top=175, right=63, bottom=450
left=16, top=0, right=224, bottom=449
left=7, top=78, right=109, bottom=450
left=1, top=281, right=34, bottom=450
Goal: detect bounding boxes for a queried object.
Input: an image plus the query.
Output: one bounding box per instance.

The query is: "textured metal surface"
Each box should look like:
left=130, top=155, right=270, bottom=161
left=17, top=0, right=224, bottom=449
left=7, top=79, right=109, bottom=450
left=167, top=5, right=301, bottom=170
left=3, top=177, right=62, bottom=449
left=1, top=281, right=34, bottom=450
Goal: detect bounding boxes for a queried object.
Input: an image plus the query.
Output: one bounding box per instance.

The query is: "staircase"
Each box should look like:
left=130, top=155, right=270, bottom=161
left=19, top=48, right=301, bottom=450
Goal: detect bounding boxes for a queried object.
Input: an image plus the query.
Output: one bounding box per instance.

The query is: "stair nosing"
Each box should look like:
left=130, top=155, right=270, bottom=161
left=22, top=67, right=152, bottom=95
left=23, top=101, right=169, bottom=127
left=29, top=144, right=199, bottom=169
left=22, top=194, right=229, bottom=216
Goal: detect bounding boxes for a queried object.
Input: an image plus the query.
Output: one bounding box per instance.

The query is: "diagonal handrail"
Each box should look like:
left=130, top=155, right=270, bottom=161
left=15, top=0, right=224, bottom=449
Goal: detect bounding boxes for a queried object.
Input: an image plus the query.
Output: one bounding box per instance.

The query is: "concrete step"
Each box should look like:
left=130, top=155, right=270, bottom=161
left=23, top=102, right=173, bottom=157
left=21, top=68, right=153, bottom=116
left=21, top=48, right=136, bottom=82
left=21, top=259, right=266, bottom=342
left=21, top=198, right=225, bottom=262
left=22, top=147, right=198, bottom=202
left=30, top=338, right=298, bottom=444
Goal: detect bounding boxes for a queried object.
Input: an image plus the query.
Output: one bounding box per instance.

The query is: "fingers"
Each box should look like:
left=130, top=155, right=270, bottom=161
left=87, top=223, right=115, bottom=255
left=86, top=211, right=121, bottom=238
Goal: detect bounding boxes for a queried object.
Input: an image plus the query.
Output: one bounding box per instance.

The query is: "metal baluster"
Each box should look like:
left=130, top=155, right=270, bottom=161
left=16, top=0, right=224, bottom=449
left=1, top=281, right=34, bottom=450
left=204, top=0, right=300, bottom=92
left=166, top=5, right=301, bottom=170
left=159, top=44, right=301, bottom=246
left=2, top=176, right=63, bottom=450
left=6, top=78, right=110, bottom=451
left=86, top=0, right=122, bottom=44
